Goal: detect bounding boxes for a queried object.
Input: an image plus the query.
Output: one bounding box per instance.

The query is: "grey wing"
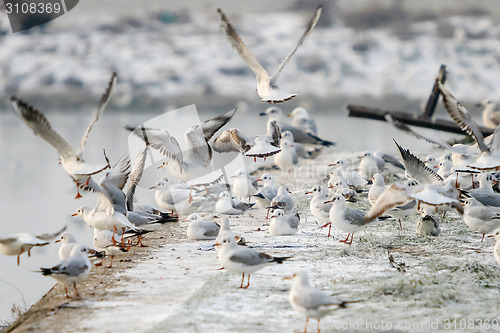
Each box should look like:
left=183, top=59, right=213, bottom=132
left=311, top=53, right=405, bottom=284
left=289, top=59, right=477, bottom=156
left=489, top=125, right=500, bottom=152
left=184, top=125, right=212, bottom=167
left=345, top=208, right=367, bottom=226
left=281, top=123, right=334, bottom=146
left=57, top=260, right=89, bottom=277
left=469, top=192, right=500, bottom=207
left=385, top=113, right=453, bottom=150
left=438, top=81, right=489, bottom=152
left=0, top=237, right=18, bottom=245
left=107, top=155, right=131, bottom=191
left=77, top=72, right=117, bottom=156
left=11, top=97, right=76, bottom=160
left=99, top=176, right=127, bottom=215
left=394, top=139, right=443, bottom=185
left=271, top=5, right=322, bottom=83
left=230, top=249, right=270, bottom=266
left=126, top=145, right=148, bottom=211
left=267, top=120, right=281, bottom=147
left=202, top=107, right=237, bottom=142
left=217, top=8, right=270, bottom=83
left=289, top=214, right=300, bottom=229
left=129, top=127, right=184, bottom=170
left=204, top=223, right=221, bottom=238
left=35, top=225, right=67, bottom=241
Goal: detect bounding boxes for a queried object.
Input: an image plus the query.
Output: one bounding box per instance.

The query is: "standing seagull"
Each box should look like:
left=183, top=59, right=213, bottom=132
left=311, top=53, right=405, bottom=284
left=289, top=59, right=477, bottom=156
left=217, top=6, right=322, bottom=104
left=463, top=198, right=500, bottom=242
left=287, top=271, right=351, bottom=333
left=11, top=73, right=116, bottom=199
left=215, top=235, right=290, bottom=288
left=0, top=226, right=66, bottom=266
left=37, top=244, right=93, bottom=298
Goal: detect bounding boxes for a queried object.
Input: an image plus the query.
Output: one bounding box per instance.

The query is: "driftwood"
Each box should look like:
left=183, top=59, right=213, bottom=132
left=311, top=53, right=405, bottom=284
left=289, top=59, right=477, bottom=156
left=347, top=65, right=494, bottom=137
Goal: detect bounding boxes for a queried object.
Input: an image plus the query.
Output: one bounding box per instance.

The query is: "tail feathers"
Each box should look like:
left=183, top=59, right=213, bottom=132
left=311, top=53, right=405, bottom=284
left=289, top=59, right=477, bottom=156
left=378, top=215, right=393, bottom=221
left=152, top=216, right=179, bottom=224
left=271, top=256, right=292, bottom=264
left=124, top=229, right=153, bottom=237
left=253, top=193, right=265, bottom=199
left=40, top=268, right=52, bottom=276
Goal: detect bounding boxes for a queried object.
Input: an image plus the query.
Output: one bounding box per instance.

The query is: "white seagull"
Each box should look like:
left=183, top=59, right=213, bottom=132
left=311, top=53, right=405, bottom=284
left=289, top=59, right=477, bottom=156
left=10, top=73, right=116, bottom=199
left=486, top=229, right=500, bottom=264
left=215, top=235, right=290, bottom=288
left=463, top=198, right=500, bottom=242
left=55, top=232, right=78, bottom=260
left=231, top=169, right=258, bottom=202
left=38, top=244, right=93, bottom=298
left=269, top=209, right=300, bottom=236
left=216, top=191, right=254, bottom=215
left=185, top=213, right=221, bottom=240
left=217, top=6, right=322, bottom=104
left=0, top=226, right=66, bottom=266
left=287, top=107, right=317, bottom=134
left=253, top=173, right=279, bottom=210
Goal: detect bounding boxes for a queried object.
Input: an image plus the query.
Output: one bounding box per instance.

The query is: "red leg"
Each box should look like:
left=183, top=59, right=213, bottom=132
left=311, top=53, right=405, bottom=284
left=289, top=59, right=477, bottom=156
left=64, top=286, right=70, bottom=298
left=304, top=317, right=309, bottom=333
left=189, top=186, right=194, bottom=203
left=74, top=282, right=80, bottom=298
left=481, top=233, right=485, bottom=242
left=17, top=248, right=23, bottom=266
left=238, top=273, right=245, bottom=288
left=244, top=274, right=251, bottom=289
left=398, top=219, right=402, bottom=228
left=318, top=318, right=321, bottom=333
left=111, top=226, right=118, bottom=245
left=320, top=223, right=332, bottom=237
left=339, top=233, right=351, bottom=243
left=121, top=227, right=126, bottom=247
left=108, top=256, right=114, bottom=268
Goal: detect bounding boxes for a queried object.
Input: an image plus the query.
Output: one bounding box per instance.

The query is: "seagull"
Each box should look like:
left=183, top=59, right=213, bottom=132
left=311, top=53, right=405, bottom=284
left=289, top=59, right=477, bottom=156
left=466, top=173, right=500, bottom=207
left=282, top=130, right=321, bottom=159
left=415, top=214, right=441, bottom=236
left=424, top=155, right=439, bottom=169
left=128, top=108, right=236, bottom=181
left=286, top=271, right=352, bottom=333
left=287, top=107, right=317, bottom=134
left=368, top=173, right=386, bottom=205
left=73, top=156, right=140, bottom=245
left=150, top=177, right=209, bottom=215
left=231, top=169, right=258, bottom=202
left=260, top=107, right=334, bottom=146
left=213, top=120, right=281, bottom=161
left=214, top=235, right=290, bottom=288
left=437, top=160, right=453, bottom=179
left=269, top=209, right=300, bottom=236
left=486, top=229, right=500, bottom=264
left=55, top=232, right=78, bottom=260
left=477, top=99, right=500, bottom=129
left=274, top=140, right=299, bottom=172
left=38, top=244, right=93, bottom=298
left=216, top=191, right=254, bottom=215
left=10, top=73, right=116, bottom=199
left=328, top=159, right=367, bottom=190
left=358, top=152, right=385, bottom=180
left=0, top=226, right=66, bottom=265
left=253, top=173, right=279, bottom=209
left=217, top=6, right=322, bottom=104
left=93, top=229, right=129, bottom=268
left=185, top=213, right=221, bottom=240
left=463, top=198, right=500, bottom=242
left=305, top=185, right=332, bottom=235
left=268, top=186, right=294, bottom=213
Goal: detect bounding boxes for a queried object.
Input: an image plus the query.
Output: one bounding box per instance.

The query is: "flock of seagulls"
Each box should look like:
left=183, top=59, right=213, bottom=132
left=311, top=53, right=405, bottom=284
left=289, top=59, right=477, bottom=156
left=2, top=5, right=500, bottom=332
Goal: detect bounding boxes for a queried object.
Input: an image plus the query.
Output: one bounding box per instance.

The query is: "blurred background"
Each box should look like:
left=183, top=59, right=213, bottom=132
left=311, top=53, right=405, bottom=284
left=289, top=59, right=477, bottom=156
left=1, top=0, right=500, bottom=327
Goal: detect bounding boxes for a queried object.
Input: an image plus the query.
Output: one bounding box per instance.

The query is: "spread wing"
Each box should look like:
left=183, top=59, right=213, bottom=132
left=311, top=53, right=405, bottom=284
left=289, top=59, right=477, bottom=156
left=438, top=81, right=489, bottom=152
left=394, top=139, right=443, bottom=185
left=11, top=97, right=76, bottom=160
left=35, top=225, right=67, bottom=241
left=385, top=113, right=453, bottom=150
left=271, top=5, right=322, bottom=84
left=217, top=8, right=270, bottom=83
left=213, top=128, right=251, bottom=153
left=126, top=145, right=148, bottom=211
left=364, top=183, right=410, bottom=222
left=184, top=125, right=212, bottom=167
left=77, top=72, right=117, bottom=156
left=107, top=155, right=131, bottom=191
left=128, top=126, right=183, bottom=171
left=202, top=107, right=237, bottom=142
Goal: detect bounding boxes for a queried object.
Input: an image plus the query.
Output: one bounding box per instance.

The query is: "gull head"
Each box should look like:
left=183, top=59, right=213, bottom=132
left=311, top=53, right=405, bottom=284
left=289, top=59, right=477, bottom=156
left=259, top=106, right=283, bottom=120
left=213, top=235, right=236, bottom=248
left=288, top=107, right=309, bottom=119
left=280, top=140, right=294, bottom=150
left=71, top=244, right=92, bottom=257
left=186, top=213, right=201, bottom=223
left=271, top=209, right=285, bottom=219
left=257, top=173, right=274, bottom=184
left=56, top=232, right=76, bottom=244
left=487, top=229, right=500, bottom=240
left=232, top=169, right=247, bottom=179
left=305, top=185, right=323, bottom=195
left=286, top=271, right=310, bottom=287
left=281, top=130, right=294, bottom=141
left=218, top=191, right=231, bottom=201
left=72, top=207, right=89, bottom=217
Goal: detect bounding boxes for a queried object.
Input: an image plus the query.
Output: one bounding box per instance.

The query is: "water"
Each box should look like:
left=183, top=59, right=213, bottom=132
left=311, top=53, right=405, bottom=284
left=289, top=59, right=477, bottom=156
left=0, top=105, right=459, bottom=323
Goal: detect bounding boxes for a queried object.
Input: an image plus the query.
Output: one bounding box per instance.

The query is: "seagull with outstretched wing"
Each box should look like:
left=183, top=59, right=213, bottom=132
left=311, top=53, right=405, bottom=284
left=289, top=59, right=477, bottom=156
left=11, top=73, right=117, bottom=199
left=217, top=6, right=322, bottom=104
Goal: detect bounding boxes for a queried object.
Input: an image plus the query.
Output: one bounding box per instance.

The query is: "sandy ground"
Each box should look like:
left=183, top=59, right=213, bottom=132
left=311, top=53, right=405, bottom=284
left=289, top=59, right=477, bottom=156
left=3, top=150, right=500, bottom=333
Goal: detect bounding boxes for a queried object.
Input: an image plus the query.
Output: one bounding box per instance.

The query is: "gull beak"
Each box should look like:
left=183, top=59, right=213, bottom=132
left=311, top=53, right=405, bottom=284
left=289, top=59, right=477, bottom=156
left=305, top=191, right=312, bottom=194
left=357, top=156, right=363, bottom=159
left=434, top=165, right=439, bottom=168
left=157, top=164, right=164, bottom=169
left=328, top=163, right=335, bottom=167
left=55, top=239, right=62, bottom=243
left=256, top=179, right=262, bottom=182
left=230, top=175, right=236, bottom=178
left=493, top=180, right=498, bottom=184
left=283, top=276, right=292, bottom=280
left=271, top=215, right=277, bottom=218
left=286, top=113, right=292, bottom=118
left=324, top=200, right=333, bottom=204
left=182, top=219, right=189, bottom=222
left=289, top=145, right=294, bottom=147
left=71, top=213, right=78, bottom=217
left=486, top=235, right=495, bottom=239
left=475, top=103, right=483, bottom=107
left=258, top=112, right=266, bottom=117
left=213, top=243, right=221, bottom=247
left=149, top=186, right=156, bottom=190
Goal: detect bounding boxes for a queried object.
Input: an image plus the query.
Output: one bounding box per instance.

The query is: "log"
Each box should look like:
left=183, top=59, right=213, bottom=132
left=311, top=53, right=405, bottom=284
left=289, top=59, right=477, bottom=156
left=347, top=104, right=494, bottom=137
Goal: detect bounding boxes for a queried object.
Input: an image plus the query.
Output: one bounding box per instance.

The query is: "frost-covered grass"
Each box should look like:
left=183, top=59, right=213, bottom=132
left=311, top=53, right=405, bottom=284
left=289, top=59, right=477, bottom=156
left=70, top=150, right=499, bottom=332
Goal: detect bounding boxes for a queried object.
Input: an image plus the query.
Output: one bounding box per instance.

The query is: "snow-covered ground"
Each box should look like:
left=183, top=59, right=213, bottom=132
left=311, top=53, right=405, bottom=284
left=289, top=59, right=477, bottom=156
left=43, top=151, right=500, bottom=333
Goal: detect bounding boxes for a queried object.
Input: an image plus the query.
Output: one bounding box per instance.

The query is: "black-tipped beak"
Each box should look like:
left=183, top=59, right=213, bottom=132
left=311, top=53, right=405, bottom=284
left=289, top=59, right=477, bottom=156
left=259, top=112, right=266, bottom=116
